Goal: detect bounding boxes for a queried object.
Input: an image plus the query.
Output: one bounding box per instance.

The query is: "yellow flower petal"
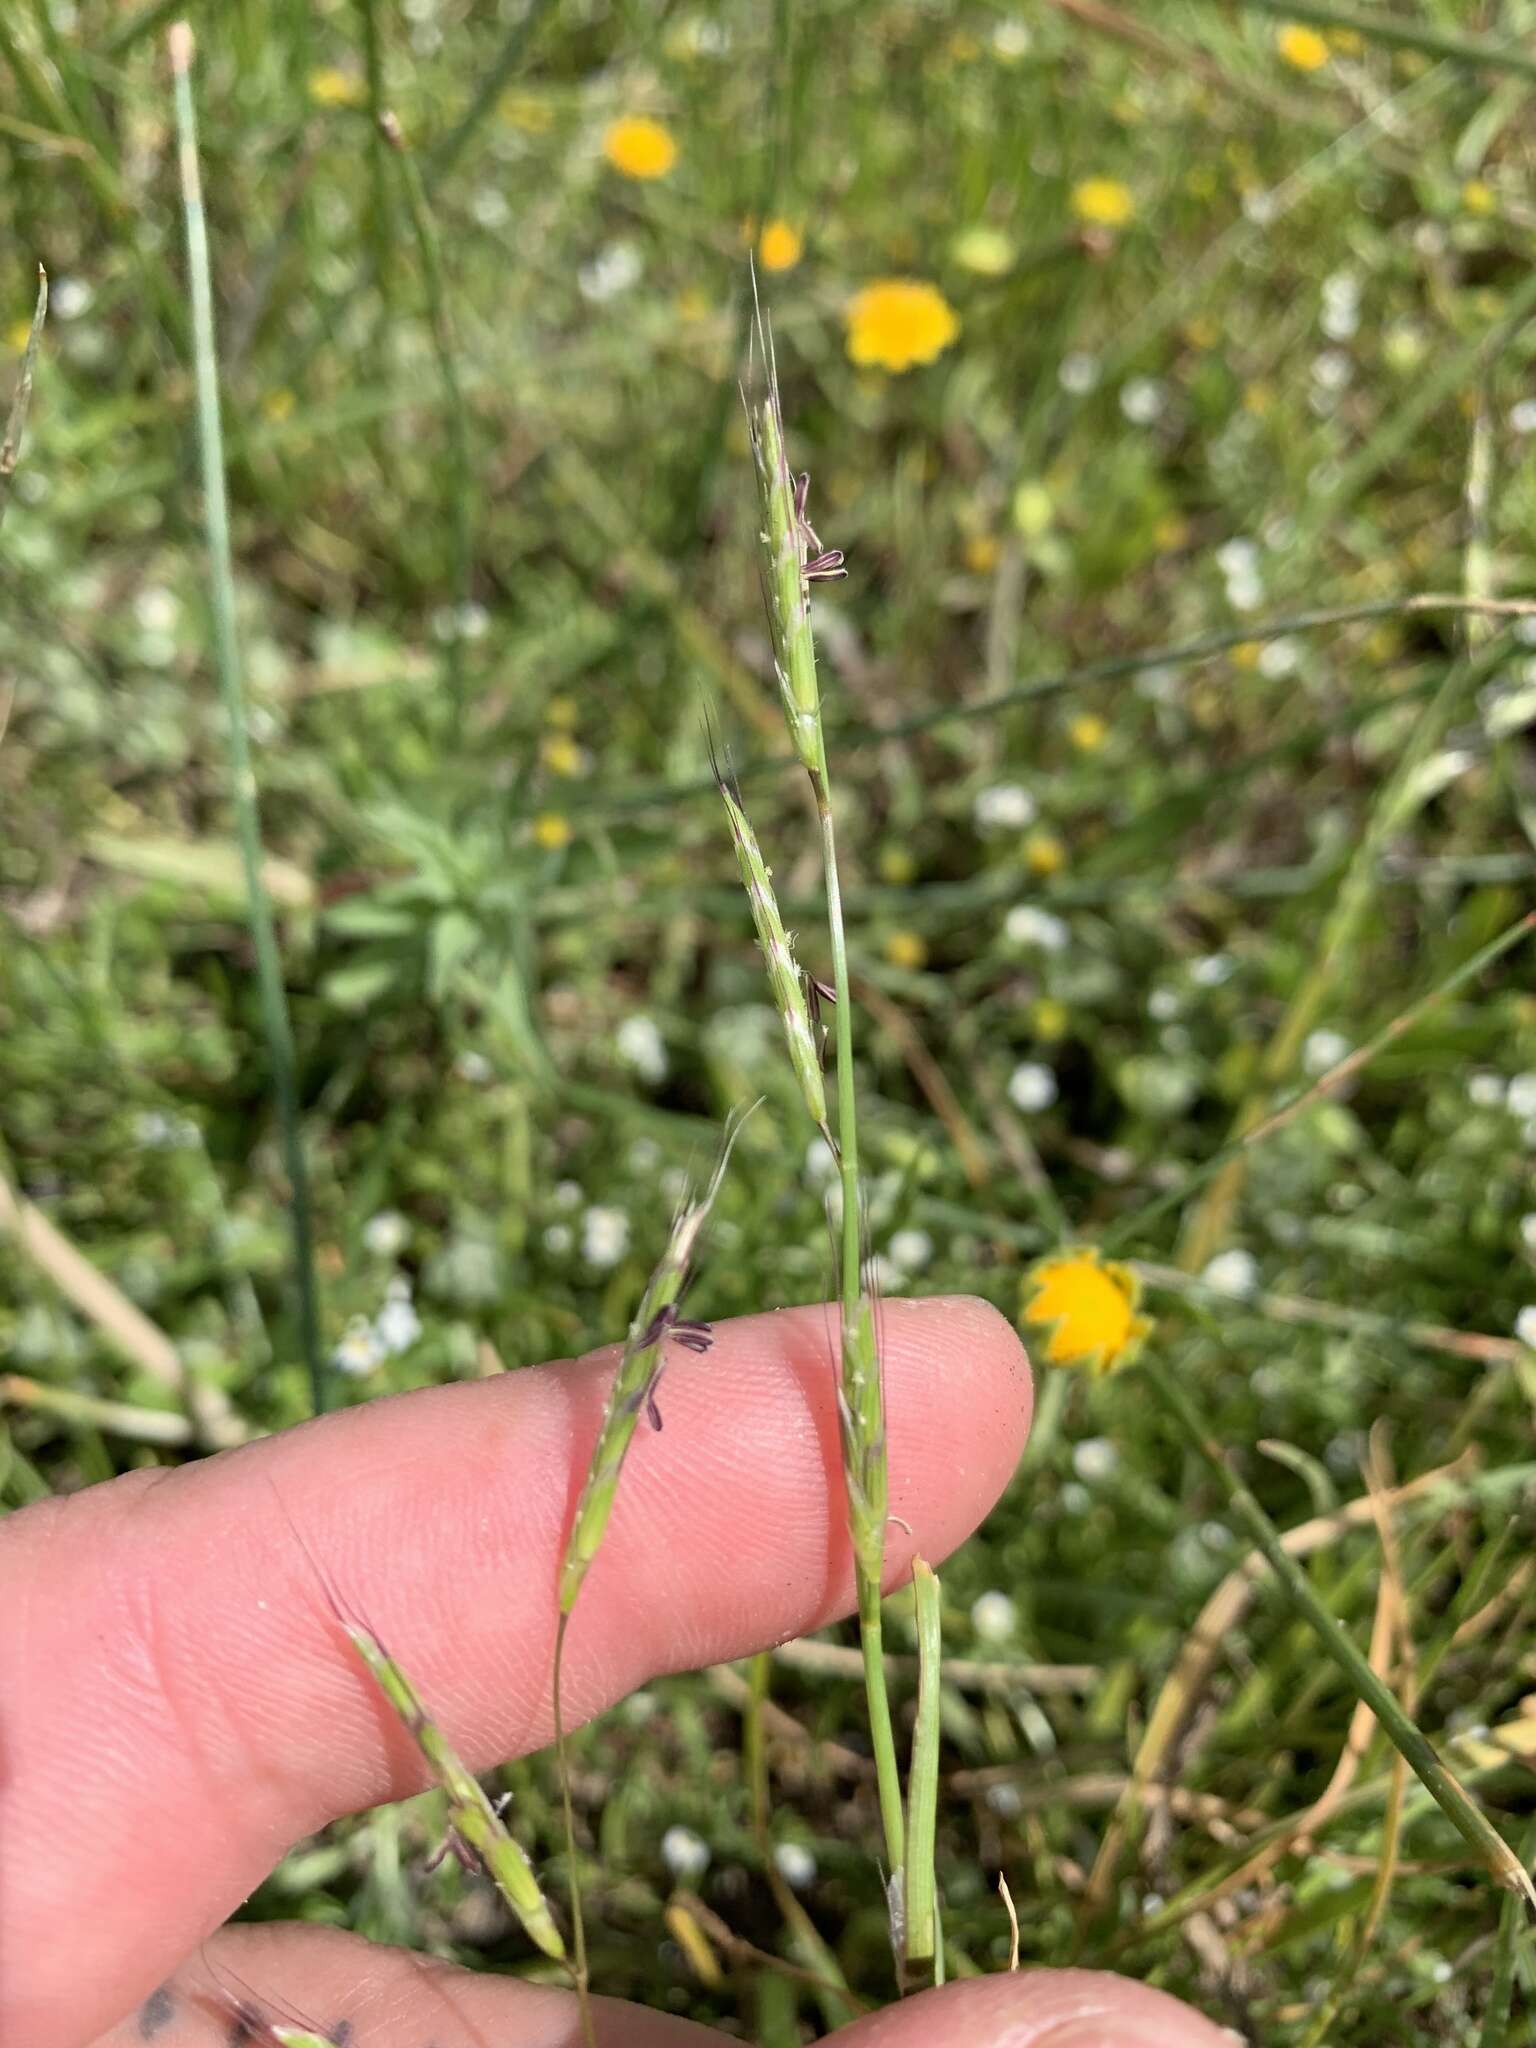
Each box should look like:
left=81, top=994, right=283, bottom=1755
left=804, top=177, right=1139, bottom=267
left=1020, top=1247, right=1150, bottom=1376
left=1276, top=24, right=1329, bottom=71
left=844, top=278, right=959, bottom=373
left=603, top=116, right=678, bottom=181
left=1070, top=178, right=1135, bottom=229
left=884, top=928, right=928, bottom=970
left=533, top=812, right=572, bottom=850
left=307, top=67, right=366, bottom=108
left=757, top=219, right=803, bottom=273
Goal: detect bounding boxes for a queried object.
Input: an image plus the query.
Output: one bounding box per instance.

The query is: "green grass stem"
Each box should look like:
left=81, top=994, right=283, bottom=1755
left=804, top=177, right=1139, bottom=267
left=170, top=21, right=325, bottom=1416
left=902, top=1558, right=944, bottom=1990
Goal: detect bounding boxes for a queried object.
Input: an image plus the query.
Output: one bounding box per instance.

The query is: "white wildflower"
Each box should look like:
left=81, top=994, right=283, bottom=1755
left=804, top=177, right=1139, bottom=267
left=363, top=1210, right=409, bottom=1258
left=332, top=1316, right=384, bottom=1377
left=888, top=1228, right=934, bottom=1274
left=52, top=277, right=94, bottom=320
left=1506, top=1073, right=1536, bottom=1119
left=1120, top=376, right=1167, bottom=425
left=374, top=1281, right=422, bottom=1357
left=543, top=1223, right=573, bottom=1255
left=1516, top=1305, right=1536, bottom=1349
left=660, top=1825, right=710, bottom=1880
left=581, top=1205, right=630, bottom=1269
left=1004, top=904, right=1068, bottom=951
left=974, top=782, right=1037, bottom=832
left=578, top=241, right=643, bottom=302
left=554, top=1179, right=584, bottom=1209
left=1007, top=1061, right=1057, bottom=1112
left=1510, top=399, right=1536, bottom=435
left=1058, top=350, right=1100, bottom=395
left=1467, top=1072, right=1505, bottom=1109
left=616, top=1014, right=668, bottom=1085
left=970, top=1590, right=1018, bottom=1643
left=1072, top=1436, right=1118, bottom=1482
left=1203, top=1248, right=1259, bottom=1299
left=1302, top=1029, right=1350, bottom=1076
left=773, top=1841, right=817, bottom=1889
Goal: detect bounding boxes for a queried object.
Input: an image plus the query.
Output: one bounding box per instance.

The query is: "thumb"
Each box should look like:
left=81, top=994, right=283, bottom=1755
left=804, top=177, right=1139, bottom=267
left=831, top=1971, right=1241, bottom=2048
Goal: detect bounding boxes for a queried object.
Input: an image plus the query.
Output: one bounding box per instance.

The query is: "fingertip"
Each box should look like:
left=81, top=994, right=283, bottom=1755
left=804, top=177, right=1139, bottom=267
left=835, top=1970, right=1239, bottom=2047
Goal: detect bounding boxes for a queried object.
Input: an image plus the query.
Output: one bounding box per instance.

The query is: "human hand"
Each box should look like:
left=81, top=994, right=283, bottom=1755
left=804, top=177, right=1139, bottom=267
left=2, top=1296, right=1235, bottom=2048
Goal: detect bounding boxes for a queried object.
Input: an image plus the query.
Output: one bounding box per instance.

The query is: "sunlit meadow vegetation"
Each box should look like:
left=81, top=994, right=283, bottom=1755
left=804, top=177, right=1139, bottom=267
left=5, top=3, right=1536, bottom=2041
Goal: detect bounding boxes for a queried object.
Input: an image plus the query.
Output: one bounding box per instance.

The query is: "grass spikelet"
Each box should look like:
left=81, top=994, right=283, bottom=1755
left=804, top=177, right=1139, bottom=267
left=559, top=1102, right=755, bottom=1614
left=714, top=761, right=829, bottom=1136
left=265, top=1481, right=567, bottom=1964
left=342, top=1619, right=568, bottom=1961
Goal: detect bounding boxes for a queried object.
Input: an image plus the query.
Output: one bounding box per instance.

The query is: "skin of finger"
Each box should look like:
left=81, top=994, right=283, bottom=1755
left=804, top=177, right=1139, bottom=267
left=97, top=1923, right=721, bottom=2048
left=833, top=1972, right=1241, bottom=2048
left=2, top=1295, right=1029, bottom=2046
left=96, top=1929, right=1235, bottom=2048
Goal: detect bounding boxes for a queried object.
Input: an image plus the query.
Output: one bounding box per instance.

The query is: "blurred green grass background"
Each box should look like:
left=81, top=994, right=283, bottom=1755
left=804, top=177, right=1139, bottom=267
left=5, top=4, right=1536, bottom=2041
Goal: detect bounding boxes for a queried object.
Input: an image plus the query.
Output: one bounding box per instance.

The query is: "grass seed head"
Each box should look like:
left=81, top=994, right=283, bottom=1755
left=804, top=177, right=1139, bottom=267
left=716, top=771, right=829, bottom=1132
left=559, top=1105, right=755, bottom=1615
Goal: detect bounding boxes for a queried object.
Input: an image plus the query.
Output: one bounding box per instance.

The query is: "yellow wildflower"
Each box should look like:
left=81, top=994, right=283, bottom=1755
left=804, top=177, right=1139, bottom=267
left=540, top=733, right=584, bottom=777
left=1031, top=996, right=1070, bottom=1041
left=1068, top=712, right=1107, bottom=753
left=262, top=388, right=296, bottom=424
left=1231, top=641, right=1262, bottom=672
left=884, top=929, right=928, bottom=970
left=1024, top=829, right=1066, bottom=876
left=533, top=813, right=572, bottom=850
left=602, top=116, right=678, bottom=181
left=757, top=219, right=803, bottom=272
left=1276, top=24, right=1329, bottom=71
left=1462, top=180, right=1496, bottom=216
left=845, top=279, right=959, bottom=373
left=1070, top=178, right=1135, bottom=230
left=952, top=225, right=1015, bottom=276
left=879, top=845, right=917, bottom=885
left=1011, top=481, right=1054, bottom=539
left=964, top=533, right=1000, bottom=575
left=1020, top=1246, right=1150, bottom=1376
left=307, top=67, right=366, bottom=108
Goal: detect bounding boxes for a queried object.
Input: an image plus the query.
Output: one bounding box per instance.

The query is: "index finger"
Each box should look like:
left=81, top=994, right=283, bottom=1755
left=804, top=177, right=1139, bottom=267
left=1, top=1295, right=1029, bottom=2046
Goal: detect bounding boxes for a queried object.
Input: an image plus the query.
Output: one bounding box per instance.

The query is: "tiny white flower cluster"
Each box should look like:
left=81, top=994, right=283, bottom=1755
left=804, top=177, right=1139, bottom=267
left=1202, top=1248, right=1258, bottom=1299
left=1004, top=904, right=1068, bottom=952
left=1320, top=270, right=1361, bottom=342
left=1008, top=1061, right=1057, bottom=1113
left=331, top=1275, right=424, bottom=1378
left=1301, top=1029, right=1350, bottom=1076
left=616, top=1014, right=668, bottom=1085
left=582, top=1205, right=631, bottom=1269
left=970, top=1589, right=1018, bottom=1643
left=1120, top=376, right=1168, bottom=426
left=974, top=782, right=1037, bottom=833
left=660, top=1824, right=710, bottom=1880
left=1216, top=537, right=1263, bottom=613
